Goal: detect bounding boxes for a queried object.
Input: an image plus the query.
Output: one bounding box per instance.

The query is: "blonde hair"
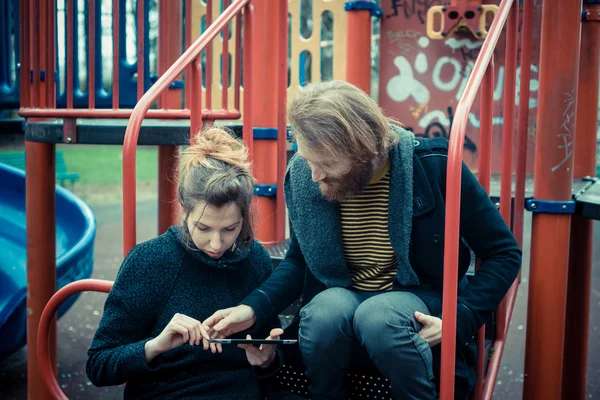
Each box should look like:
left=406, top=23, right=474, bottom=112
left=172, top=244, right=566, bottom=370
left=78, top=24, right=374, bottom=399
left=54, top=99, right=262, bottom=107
left=177, top=127, right=255, bottom=244
left=287, top=80, right=401, bottom=162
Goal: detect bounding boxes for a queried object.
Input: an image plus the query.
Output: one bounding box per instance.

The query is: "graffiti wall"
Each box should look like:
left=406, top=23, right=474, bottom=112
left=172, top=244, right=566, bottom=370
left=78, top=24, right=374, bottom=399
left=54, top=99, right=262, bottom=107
left=378, top=0, right=542, bottom=173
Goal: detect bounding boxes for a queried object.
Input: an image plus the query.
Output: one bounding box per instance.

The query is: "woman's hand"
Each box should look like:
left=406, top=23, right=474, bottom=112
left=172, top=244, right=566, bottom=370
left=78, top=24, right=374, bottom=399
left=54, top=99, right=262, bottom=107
left=414, top=311, right=442, bottom=347
left=238, top=328, right=284, bottom=369
left=145, top=313, right=216, bottom=362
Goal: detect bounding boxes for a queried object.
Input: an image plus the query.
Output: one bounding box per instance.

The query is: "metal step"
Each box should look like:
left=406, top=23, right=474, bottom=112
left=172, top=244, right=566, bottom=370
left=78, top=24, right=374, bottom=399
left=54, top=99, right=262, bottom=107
left=574, top=177, right=600, bottom=220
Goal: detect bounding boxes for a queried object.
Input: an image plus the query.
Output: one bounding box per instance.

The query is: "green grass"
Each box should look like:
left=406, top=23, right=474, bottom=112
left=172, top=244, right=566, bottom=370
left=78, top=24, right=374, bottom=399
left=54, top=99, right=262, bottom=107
left=57, top=144, right=160, bottom=185
left=0, top=144, right=168, bottom=204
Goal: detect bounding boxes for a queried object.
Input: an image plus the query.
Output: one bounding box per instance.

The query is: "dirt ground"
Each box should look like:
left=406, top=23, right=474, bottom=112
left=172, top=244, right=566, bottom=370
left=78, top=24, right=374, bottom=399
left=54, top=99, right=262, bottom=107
left=1, top=201, right=599, bottom=399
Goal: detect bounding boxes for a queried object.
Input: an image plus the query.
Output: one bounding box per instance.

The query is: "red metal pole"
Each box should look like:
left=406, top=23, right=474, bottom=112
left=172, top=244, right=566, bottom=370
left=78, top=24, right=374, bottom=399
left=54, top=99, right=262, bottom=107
left=474, top=59, right=494, bottom=400
left=276, top=0, right=288, bottom=242
left=66, top=0, right=74, bottom=109
left=19, top=0, right=29, bottom=108
left=89, top=0, right=96, bottom=108
left=157, top=2, right=182, bottom=235
left=26, top=142, right=56, bottom=400
left=249, top=0, right=277, bottom=243
left=112, top=0, right=119, bottom=108
left=523, top=0, right=582, bottom=398
left=205, top=0, right=213, bottom=109
left=39, top=0, right=48, bottom=106
left=345, top=7, right=372, bottom=93
left=233, top=12, right=241, bottom=111
left=221, top=0, right=230, bottom=110
left=184, top=0, right=192, bottom=110
left=242, top=2, right=254, bottom=160
left=496, top=0, right=518, bottom=340
left=190, top=57, right=203, bottom=141
left=28, top=0, right=39, bottom=107
left=47, top=0, right=56, bottom=107
left=137, top=0, right=144, bottom=100
left=513, top=0, right=535, bottom=249
left=561, top=3, right=600, bottom=398
left=438, top=0, right=515, bottom=398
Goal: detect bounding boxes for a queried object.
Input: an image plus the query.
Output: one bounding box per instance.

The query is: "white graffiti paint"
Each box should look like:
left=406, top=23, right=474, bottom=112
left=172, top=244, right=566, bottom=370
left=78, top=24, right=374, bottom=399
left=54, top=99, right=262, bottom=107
left=387, top=56, right=431, bottom=104
left=385, top=34, right=539, bottom=129
left=444, top=37, right=484, bottom=51
left=552, top=88, right=576, bottom=172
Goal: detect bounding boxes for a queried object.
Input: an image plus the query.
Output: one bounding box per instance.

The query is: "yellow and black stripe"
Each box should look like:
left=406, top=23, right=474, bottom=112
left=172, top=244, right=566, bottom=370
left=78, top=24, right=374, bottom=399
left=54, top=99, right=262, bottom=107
left=340, top=160, right=397, bottom=291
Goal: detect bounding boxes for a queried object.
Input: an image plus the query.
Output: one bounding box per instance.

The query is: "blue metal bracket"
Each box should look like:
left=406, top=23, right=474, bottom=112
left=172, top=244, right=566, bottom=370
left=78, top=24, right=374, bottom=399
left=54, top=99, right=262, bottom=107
left=344, top=1, right=383, bottom=18
left=525, top=199, right=576, bottom=214
left=40, top=70, right=46, bottom=82
left=254, top=184, right=277, bottom=197
left=253, top=127, right=278, bottom=140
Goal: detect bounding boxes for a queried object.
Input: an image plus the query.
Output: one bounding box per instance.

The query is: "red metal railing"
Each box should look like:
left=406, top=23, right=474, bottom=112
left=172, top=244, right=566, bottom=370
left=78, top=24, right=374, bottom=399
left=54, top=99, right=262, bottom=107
left=439, top=0, right=528, bottom=398
left=37, top=280, right=114, bottom=400
left=121, top=0, right=251, bottom=254
left=19, top=0, right=241, bottom=121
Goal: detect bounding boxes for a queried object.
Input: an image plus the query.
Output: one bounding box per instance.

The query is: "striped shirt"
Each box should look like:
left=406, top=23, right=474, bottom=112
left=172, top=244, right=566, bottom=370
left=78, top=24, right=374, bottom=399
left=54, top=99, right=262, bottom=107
left=340, top=160, right=397, bottom=291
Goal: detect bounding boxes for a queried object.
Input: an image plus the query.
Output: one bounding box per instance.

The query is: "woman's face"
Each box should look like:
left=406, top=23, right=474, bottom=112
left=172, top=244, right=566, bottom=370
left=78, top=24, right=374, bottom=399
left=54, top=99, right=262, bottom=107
left=186, top=201, right=243, bottom=259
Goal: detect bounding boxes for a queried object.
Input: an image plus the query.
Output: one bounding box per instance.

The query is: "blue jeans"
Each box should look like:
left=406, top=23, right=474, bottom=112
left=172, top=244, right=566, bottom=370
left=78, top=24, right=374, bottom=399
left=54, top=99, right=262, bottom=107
left=298, top=288, right=437, bottom=400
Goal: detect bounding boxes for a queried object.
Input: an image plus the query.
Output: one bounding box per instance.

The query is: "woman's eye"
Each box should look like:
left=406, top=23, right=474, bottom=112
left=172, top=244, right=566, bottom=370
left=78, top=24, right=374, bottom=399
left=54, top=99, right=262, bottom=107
left=197, top=226, right=209, bottom=232
left=225, top=227, right=237, bottom=232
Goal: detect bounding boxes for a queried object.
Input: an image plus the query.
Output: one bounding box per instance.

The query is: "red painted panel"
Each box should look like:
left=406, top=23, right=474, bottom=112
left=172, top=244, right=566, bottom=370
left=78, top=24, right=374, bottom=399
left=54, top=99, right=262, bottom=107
left=378, top=0, right=542, bottom=173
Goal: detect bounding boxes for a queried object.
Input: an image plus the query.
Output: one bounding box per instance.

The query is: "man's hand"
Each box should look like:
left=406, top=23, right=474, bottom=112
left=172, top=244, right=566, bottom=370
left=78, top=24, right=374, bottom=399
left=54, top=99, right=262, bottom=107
left=238, top=328, right=284, bottom=368
left=415, top=311, right=442, bottom=347
left=202, top=305, right=256, bottom=338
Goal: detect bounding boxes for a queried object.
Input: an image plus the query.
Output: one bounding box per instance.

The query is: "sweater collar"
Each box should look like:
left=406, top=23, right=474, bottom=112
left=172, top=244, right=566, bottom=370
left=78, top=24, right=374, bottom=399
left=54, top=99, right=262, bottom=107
left=169, top=226, right=252, bottom=269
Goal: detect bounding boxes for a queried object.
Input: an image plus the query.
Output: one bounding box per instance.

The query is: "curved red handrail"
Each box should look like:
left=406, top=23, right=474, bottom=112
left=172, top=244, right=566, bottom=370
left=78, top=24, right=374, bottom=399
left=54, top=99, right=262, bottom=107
left=121, top=0, right=250, bottom=255
left=37, top=279, right=114, bottom=400
left=439, top=0, right=516, bottom=399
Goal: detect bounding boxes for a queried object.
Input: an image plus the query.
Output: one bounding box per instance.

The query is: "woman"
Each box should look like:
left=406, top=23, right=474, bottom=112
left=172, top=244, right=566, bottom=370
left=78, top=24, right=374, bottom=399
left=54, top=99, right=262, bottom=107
left=86, top=127, right=292, bottom=399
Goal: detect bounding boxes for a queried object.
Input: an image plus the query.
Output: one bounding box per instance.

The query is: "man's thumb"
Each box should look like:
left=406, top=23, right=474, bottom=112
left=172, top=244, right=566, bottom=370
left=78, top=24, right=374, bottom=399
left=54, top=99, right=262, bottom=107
left=415, top=311, right=429, bottom=325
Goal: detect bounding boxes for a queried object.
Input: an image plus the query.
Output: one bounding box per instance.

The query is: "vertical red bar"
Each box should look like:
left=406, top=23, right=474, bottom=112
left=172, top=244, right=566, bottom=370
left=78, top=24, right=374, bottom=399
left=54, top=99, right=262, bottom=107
left=137, top=0, right=145, bottom=100
left=345, top=9, right=372, bottom=93
left=523, top=0, right=582, bottom=398
left=205, top=0, right=213, bottom=109
left=39, top=0, right=48, bottom=107
left=158, top=0, right=167, bottom=108
left=561, top=4, right=600, bottom=398
left=242, top=2, right=254, bottom=163
left=29, top=0, right=39, bottom=107
left=184, top=0, right=192, bottom=109
left=221, top=0, right=230, bottom=109
left=26, top=141, right=56, bottom=400
left=250, top=0, right=278, bottom=243
left=190, top=57, right=203, bottom=141
left=496, top=0, right=518, bottom=339
left=275, top=0, right=288, bottom=241
left=158, top=1, right=183, bottom=235
left=46, top=0, right=56, bottom=108
left=20, top=0, right=29, bottom=107
left=473, top=59, right=494, bottom=400
left=47, top=0, right=56, bottom=107
left=233, top=12, right=241, bottom=111
left=112, top=0, right=120, bottom=108
left=513, top=0, right=535, bottom=249
left=66, top=0, right=74, bottom=109
left=89, top=0, right=96, bottom=108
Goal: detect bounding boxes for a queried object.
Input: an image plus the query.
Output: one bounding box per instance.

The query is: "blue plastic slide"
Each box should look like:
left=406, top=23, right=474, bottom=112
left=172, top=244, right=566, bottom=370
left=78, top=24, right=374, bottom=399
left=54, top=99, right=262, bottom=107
left=0, top=163, right=95, bottom=361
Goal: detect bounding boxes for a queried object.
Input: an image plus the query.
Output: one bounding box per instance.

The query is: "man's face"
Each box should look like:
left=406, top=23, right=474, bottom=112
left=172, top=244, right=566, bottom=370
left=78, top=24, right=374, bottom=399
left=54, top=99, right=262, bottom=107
left=296, top=141, right=373, bottom=202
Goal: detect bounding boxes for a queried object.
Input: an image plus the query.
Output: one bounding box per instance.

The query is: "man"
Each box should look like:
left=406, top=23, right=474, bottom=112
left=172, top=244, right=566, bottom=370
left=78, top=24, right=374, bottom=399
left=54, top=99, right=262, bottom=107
left=203, top=80, right=522, bottom=399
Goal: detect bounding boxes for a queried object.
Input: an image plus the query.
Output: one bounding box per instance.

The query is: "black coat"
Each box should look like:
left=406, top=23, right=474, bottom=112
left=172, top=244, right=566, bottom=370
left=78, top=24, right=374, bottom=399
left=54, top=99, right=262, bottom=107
left=242, top=137, right=522, bottom=398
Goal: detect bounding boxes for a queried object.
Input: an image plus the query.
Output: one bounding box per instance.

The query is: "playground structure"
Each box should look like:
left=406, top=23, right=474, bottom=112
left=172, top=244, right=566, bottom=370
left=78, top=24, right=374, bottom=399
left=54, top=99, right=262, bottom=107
left=1, top=0, right=600, bottom=399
